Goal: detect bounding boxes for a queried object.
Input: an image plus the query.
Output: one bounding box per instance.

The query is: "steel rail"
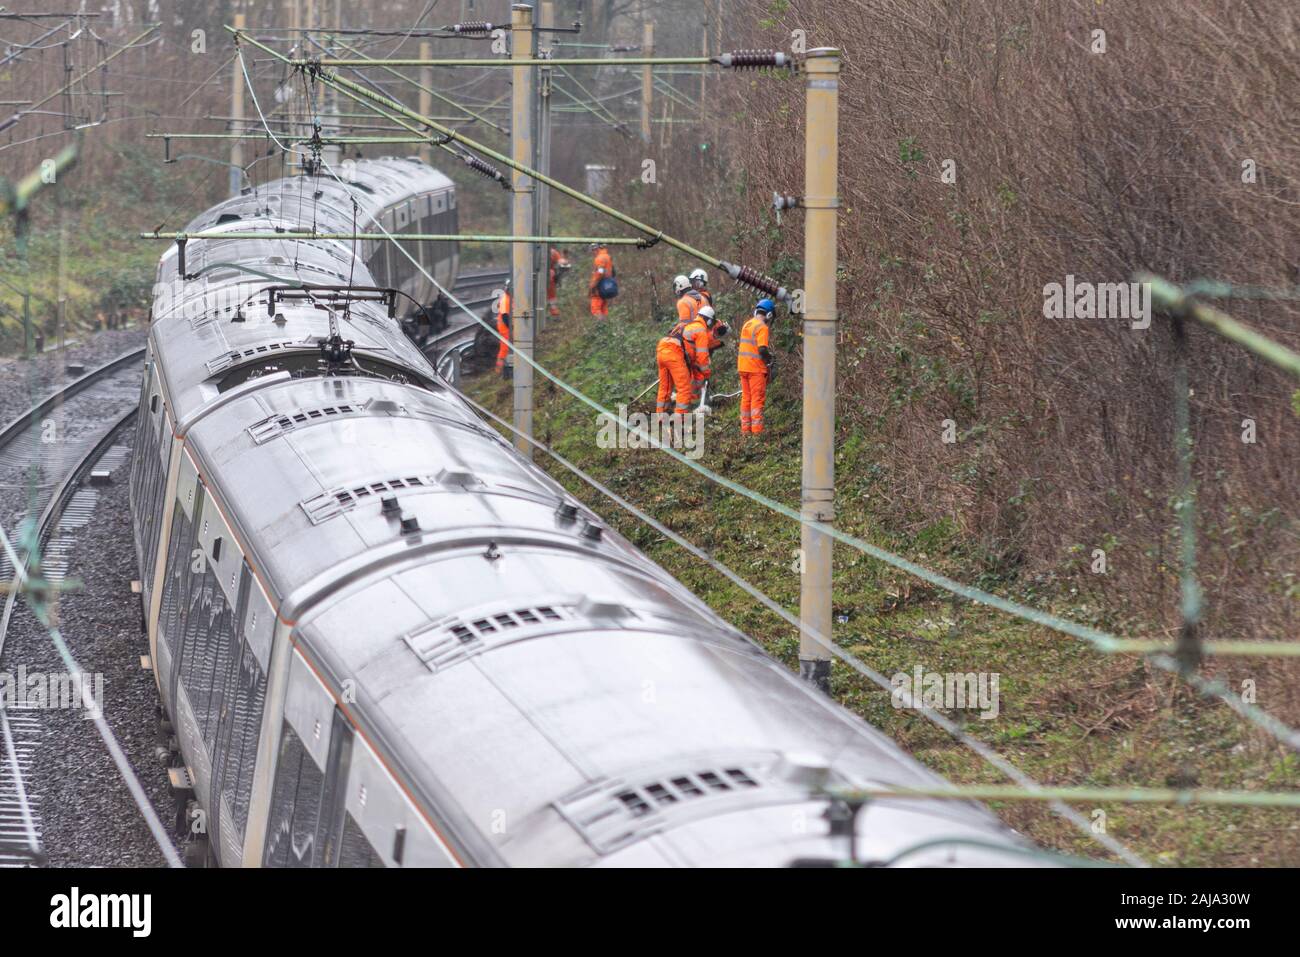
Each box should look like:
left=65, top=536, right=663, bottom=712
left=0, top=348, right=148, bottom=867
left=5, top=404, right=183, bottom=868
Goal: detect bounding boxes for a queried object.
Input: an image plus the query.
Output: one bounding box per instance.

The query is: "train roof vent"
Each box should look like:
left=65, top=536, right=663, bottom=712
left=247, top=404, right=361, bottom=443
left=206, top=340, right=302, bottom=376
left=300, top=474, right=438, bottom=524
left=576, top=596, right=633, bottom=623
left=403, top=604, right=570, bottom=672
left=555, top=766, right=764, bottom=854
left=435, top=468, right=481, bottom=490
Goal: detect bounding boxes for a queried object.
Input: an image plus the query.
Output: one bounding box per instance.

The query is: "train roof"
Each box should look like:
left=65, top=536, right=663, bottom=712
left=176, top=369, right=1027, bottom=866
left=147, top=158, right=1039, bottom=868
left=184, top=156, right=453, bottom=236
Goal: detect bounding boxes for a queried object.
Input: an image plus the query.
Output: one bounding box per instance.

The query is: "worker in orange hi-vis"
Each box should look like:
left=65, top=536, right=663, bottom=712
left=548, top=247, right=571, bottom=318
left=737, top=299, right=775, bottom=434
left=588, top=243, right=615, bottom=318
left=681, top=304, right=723, bottom=403
left=494, top=281, right=512, bottom=375
left=672, top=273, right=706, bottom=340
left=655, top=322, right=693, bottom=421
left=689, top=267, right=713, bottom=307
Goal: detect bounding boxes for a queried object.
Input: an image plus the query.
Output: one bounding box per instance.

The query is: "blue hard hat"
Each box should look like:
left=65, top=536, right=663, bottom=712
left=756, top=298, right=776, bottom=315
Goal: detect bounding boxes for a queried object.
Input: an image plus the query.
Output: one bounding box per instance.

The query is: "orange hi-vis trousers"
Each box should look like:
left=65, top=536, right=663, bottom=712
left=740, top=370, right=768, bottom=433
left=590, top=294, right=609, bottom=318
left=495, top=312, right=510, bottom=372
left=656, top=338, right=692, bottom=415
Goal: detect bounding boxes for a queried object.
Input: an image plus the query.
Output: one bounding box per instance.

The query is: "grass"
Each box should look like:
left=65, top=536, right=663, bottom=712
left=466, top=279, right=1300, bottom=867
left=0, top=143, right=192, bottom=353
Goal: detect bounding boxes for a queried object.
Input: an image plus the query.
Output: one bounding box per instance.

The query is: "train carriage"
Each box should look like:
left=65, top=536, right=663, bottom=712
left=130, top=158, right=1037, bottom=867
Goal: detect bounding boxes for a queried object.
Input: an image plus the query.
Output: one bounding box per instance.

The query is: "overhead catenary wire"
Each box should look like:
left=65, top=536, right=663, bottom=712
left=552, top=65, right=630, bottom=133
left=234, top=43, right=473, bottom=183
left=236, top=29, right=1300, bottom=853
left=230, top=26, right=791, bottom=302
left=449, top=387, right=1149, bottom=867
left=832, top=784, right=1300, bottom=809
left=147, top=230, right=655, bottom=246
left=324, top=34, right=507, bottom=134
left=1, top=24, right=158, bottom=130
left=299, top=142, right=1145, bottom=862
left=228, top=48, right=1300, bottom=756
left=0, top=19, right=73, bottom=66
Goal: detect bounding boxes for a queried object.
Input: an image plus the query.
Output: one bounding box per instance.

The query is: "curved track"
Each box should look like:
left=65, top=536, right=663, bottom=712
left=0, top=273, right=520, bottom=867
left=0, top=272, right=499, bottom=867
left=0, top=349, right=145, bottom=866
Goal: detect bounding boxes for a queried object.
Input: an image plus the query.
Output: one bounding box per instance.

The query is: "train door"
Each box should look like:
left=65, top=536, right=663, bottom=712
left=317, top=708, right=355, bottom=867
left=262, top=650, right=357, bottom=867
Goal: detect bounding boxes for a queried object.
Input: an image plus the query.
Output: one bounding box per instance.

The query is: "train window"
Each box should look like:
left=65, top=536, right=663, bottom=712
left=130, top=382, right=171, bottom=593
left=447, top=202, right=458, bottom=275
left=207, top=564, right=254, bottom=845
left=414, top=204, right=430, bottom=271
left=160, top=490, right=202, bottom=708
left=176, top=485, right=238, bottom=754
left=317, top=708, right=355, bottom=867
left=224, top=642, right=266, bottom=834
left=154, top=504, right=185, bottom=653
left=205, top=564, right=249, bottom=855
left=337, top=812, right=385, bottom=868
left=368, top=240, right=390, bottom=288
left=263, top=723, right=326, bottom=868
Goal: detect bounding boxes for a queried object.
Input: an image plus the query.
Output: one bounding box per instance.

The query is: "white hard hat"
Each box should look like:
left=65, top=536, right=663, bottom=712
left=672, top=274, right=691, bottom=295
left=689, top=267, right=708, bottom=284
left=698, top=305, right=716, bottom=321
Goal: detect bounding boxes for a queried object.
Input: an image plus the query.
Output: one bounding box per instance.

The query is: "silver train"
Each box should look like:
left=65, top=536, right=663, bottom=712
left=130, top=157, right=1036, bottom=867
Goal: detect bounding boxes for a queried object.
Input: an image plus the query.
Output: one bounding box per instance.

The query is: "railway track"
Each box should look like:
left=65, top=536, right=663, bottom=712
left=0, top=274, right=501, bottom=866
left=0, top=349, right=145, bottom=867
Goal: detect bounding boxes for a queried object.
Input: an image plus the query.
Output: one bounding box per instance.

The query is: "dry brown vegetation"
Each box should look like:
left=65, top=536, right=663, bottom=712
left=3, top=0, right=1296, bottom=862
left=597, top=0, right=1300, bottom=722
left=4, top=0, right=1295, bottom=718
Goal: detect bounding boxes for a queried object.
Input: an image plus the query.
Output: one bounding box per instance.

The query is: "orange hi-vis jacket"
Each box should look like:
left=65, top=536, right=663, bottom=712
left=681, top=316, right=714, bottom=381
left=675, top=290, right=704, bottom=326
left=738, top=314, right=771, bottom=374
left=589, top=247, right=614, bottom=293
left=495, top=291, right=512, bottom=370
left=548, top=248, right=568, bottom=300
